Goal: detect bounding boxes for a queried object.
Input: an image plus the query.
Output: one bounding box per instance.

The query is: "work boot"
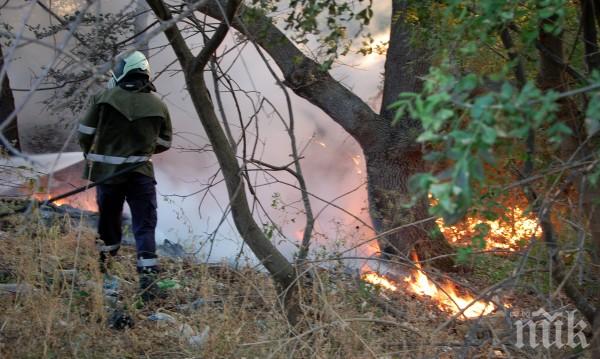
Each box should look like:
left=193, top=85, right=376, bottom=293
left=139, top=270, right=166, bottom=302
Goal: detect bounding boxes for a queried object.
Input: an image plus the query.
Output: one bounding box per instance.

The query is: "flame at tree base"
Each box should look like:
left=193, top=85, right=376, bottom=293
left=361, top=253, right=497, bottom=319
left=403, top=254, right=496, bottom=318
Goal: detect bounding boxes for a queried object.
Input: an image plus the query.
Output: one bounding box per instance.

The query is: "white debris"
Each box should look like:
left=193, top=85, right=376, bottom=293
left=147, top=312, right=177, bottom=323
left=188, top=326, right=210, bottom=349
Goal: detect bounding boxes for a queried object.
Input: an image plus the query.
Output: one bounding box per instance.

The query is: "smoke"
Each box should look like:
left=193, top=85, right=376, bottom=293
left=2, top=0, right=391, bottom=265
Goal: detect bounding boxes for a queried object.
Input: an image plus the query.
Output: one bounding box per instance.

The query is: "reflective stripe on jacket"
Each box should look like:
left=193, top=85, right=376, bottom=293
left=78, top=86, right=172, bottom=182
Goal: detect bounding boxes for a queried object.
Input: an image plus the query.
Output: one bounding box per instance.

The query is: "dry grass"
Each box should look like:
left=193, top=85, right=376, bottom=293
left=0, top=208, right=592, bottom=358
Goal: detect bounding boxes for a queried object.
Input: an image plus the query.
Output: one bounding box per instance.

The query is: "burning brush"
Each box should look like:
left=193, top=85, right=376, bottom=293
left=361, top=251, right=500, bottom=319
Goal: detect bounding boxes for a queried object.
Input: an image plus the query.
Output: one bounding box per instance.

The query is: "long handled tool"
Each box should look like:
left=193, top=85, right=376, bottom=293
left=0, top=161, right=145, bottom=217
left=41, top=161, right=145, bottom=205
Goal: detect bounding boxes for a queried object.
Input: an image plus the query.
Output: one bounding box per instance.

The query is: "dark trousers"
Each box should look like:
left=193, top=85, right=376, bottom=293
left=97, top=173, right=158, bottom=271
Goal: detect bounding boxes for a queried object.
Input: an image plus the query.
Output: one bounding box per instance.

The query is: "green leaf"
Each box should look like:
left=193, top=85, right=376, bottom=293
left=460, top=42, right=477, bottom=55
left=417, top=130, right=440, bottom=142
left=500, top=82, right=513, bottom=100
left=408, top=173, right=437, bottom=193
left=456, top=247, right=472, bottom=264
left=481, top=124, right=497, bottom=145
left=547, top=122, right=572, bottom=143
left=589, top=167, right=600, bottom=186
left=470, top=94, right=494, bottom=119
left=460, top=74, right=478, bottom=92
left=585, top=117, right=600, bottom=138
left=430, top=183, right=455, bottom=213
left=454, top=159, right=470, bottom=192
left=450, top=130, right=474, bottom=145
left=538, top=8, right=555, bottom=19
left=471, top=159, right=485, bottom=182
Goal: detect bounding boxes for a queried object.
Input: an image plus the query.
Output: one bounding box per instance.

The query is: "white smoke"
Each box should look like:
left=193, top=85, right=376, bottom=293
left=2, top=0, right=391, bottom=265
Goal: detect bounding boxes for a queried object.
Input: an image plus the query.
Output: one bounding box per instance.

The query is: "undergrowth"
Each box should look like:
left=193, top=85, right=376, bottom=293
left=0, top=208, right=593, bottom=358
left=0, top=211, right=433, bottom=358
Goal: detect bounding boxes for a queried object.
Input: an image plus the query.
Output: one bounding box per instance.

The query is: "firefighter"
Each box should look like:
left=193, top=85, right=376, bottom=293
left=78, top=51, right=172, bottom=300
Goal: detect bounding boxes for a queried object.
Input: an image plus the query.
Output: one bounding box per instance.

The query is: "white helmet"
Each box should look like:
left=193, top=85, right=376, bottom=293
left=107, top=51, right=151, bottom=88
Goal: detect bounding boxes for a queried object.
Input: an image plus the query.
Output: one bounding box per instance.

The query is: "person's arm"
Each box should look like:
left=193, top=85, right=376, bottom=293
left=78, top=95, right=100, bottom=155
left=154, top=105, right=172, bottom=154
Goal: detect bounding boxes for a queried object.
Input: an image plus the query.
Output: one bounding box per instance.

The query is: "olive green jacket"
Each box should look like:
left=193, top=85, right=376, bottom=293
left=78, top=87, right=172, bottom=183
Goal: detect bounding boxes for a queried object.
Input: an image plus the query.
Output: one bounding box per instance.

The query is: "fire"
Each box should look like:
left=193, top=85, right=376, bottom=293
left=362, top=271, right=398, bottom=291
left=436, top=207, right=540, bottom=251
left=361, top=249, right=497, bottom=319
left=403, top=254, right=496, bottom=318
left=360, top=197, right=534, bottom=317
left=32, top=192, right=97, bottom=212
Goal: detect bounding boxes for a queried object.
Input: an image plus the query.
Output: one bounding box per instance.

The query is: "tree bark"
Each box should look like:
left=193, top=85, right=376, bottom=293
left=585, top=182, right=600, bottom=265
left=371, top=0, right=454, bottom=267
left=365, top=148, right=455, bottom=268
left=194, top=0, right=455, bottom=269
left=578, top=1, right=600, bottom=266
left=0, top=45, right=20, bottom=151
left=381, top=0, right=430, bottom=120
left=536, top=19, right=594, bottom=256
left=592, top=308, right=600, bottom=358
left=534, top=15, right=598, bottom=330
left=582, top=0, right=600, bottom=71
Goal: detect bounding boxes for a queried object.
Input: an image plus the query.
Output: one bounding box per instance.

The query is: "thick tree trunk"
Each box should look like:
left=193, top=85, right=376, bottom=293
left=536, top=20, right=597, bottom=260
left=584, top=181, right=600, bottom=264
left=371, top=0, right=454, bottom=268
left=381, top=0, right=430, bottom=120
left=579, top=1, right=600, bottom=265
left=533, top=16, right=598, bottom=330
left=593, top=308, right=600, bottom=358
left=365, top=148, right=455, bottom=269
left=0, top=45, right=20, bottom=150
left=582, top=0, right=600, bottom=70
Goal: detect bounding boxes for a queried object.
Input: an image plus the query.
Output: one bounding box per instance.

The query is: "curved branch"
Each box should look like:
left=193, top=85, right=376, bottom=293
left=190, top=0, right=240, bottom=73
left=195, top=0, right=383, bottom=147
left=146, top=0, right=194, bottom=65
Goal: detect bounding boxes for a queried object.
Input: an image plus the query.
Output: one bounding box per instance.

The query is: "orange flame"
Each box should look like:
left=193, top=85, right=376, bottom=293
left=362, top=271, right=398, bottom=291
left=32, top=192, right=97, bottom=212
left=436, top=207, right=540, bottom=251
left=361, top=249, right=497, bottom=319
left=403, top=253, right=496, bottom=318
